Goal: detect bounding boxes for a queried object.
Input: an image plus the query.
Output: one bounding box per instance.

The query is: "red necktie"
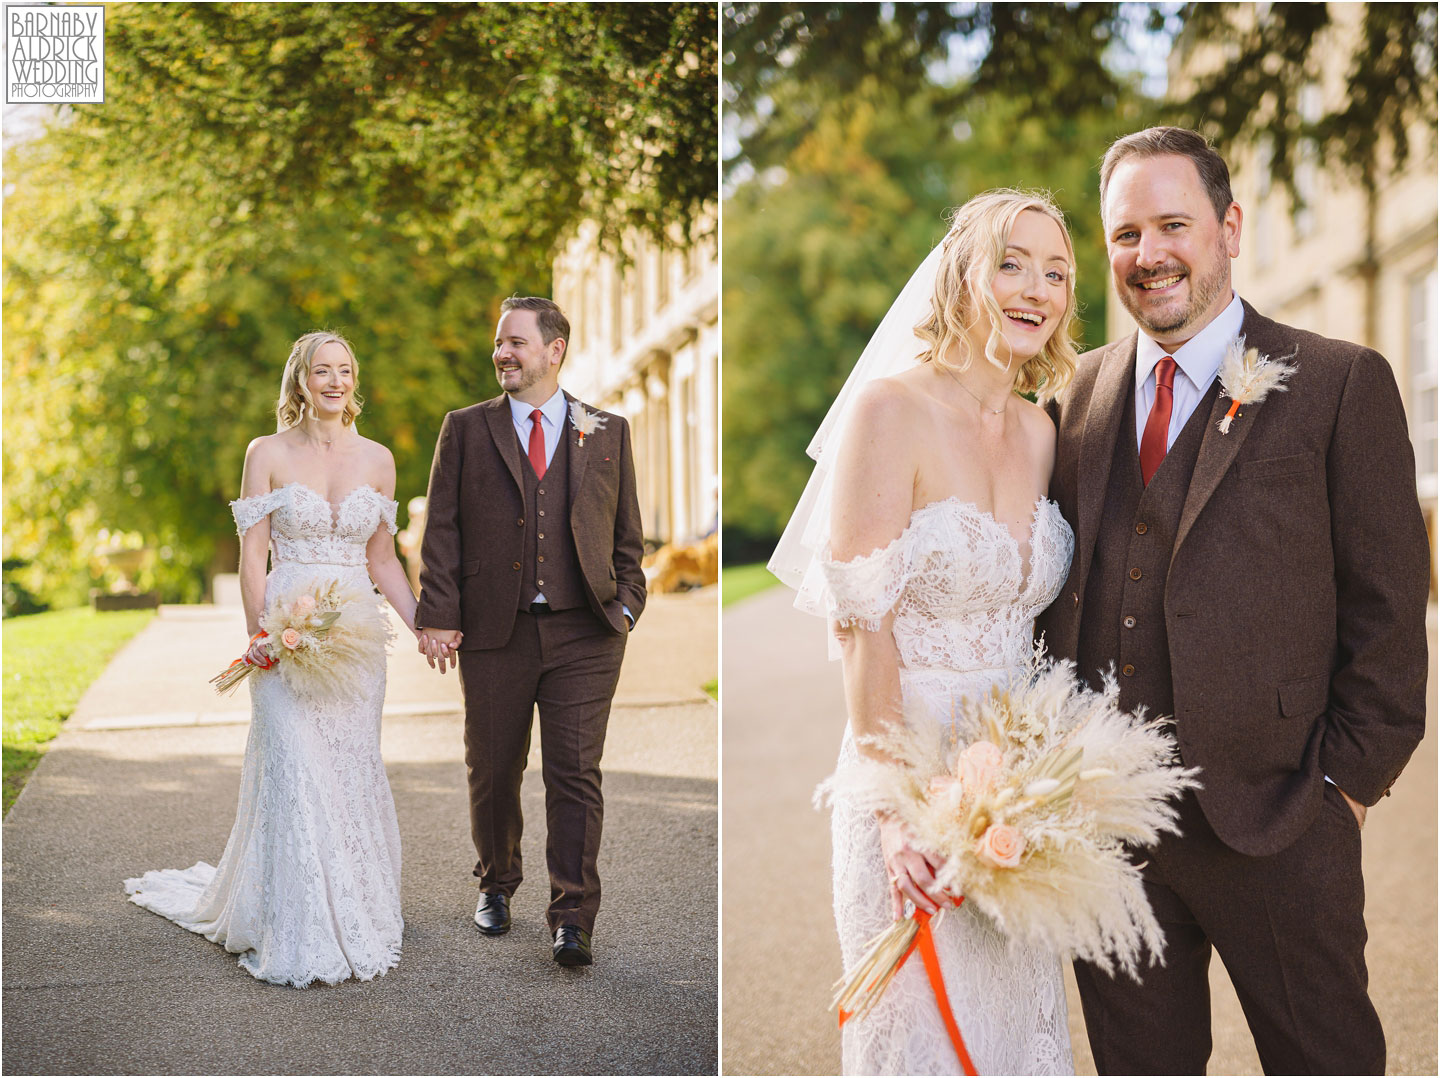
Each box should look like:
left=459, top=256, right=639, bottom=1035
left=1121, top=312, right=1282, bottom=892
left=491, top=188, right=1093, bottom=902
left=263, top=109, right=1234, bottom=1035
left=527, top=409, right=546, bottom=479
left=1139, top=357, right=1177, bottom=486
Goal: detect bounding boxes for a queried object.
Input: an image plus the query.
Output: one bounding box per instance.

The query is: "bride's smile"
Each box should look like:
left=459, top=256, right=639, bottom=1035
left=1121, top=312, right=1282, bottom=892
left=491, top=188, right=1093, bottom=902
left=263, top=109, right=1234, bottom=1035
left=306, top=341, right=356, bottom=418
left=979, top=209, right=1072, bottom=367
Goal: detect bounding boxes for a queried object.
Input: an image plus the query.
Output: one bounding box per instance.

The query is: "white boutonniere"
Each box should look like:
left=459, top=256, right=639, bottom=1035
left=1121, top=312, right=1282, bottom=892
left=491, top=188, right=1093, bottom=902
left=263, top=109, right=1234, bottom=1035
left=1217, top=336, right=1297, bottom=434
left=569, top=401, right=607, bottom=446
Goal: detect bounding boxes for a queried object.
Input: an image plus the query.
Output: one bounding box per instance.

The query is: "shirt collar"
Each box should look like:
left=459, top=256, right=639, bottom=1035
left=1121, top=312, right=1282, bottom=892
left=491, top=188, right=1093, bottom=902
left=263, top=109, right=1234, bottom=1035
left=508, top=387, right=567, bottom=428
left=1134, top=292, right=1245, bottom=392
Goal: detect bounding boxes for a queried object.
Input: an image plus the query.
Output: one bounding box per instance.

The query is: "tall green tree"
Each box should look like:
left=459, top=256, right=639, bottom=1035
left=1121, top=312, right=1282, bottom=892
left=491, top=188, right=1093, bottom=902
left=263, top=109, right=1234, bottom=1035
left=722, top=81, right=1140, bottom=551
left=726, top=2, right=1435, bottom=199
left=3, top=2, right=717, bottom=608
left=86, top=2, right=718, bottom=279
left=724, top=2, right=1138, bottom=176
left=720, top=1, right=1436, bottom=552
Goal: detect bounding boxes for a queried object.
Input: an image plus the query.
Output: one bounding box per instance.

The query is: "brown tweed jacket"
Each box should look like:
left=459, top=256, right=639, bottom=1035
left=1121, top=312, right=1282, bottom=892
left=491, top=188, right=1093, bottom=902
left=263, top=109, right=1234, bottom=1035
left=415, top=391, right=647, bottom=648
left=1037, top=302, right=1430, bottom=856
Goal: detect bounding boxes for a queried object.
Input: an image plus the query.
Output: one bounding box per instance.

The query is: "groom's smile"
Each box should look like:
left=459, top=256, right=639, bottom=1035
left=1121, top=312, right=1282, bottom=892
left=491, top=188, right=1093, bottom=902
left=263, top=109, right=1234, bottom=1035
left=1103, top=153, right=1241, bottom=350
left=492, top=307, right=563, bottom=402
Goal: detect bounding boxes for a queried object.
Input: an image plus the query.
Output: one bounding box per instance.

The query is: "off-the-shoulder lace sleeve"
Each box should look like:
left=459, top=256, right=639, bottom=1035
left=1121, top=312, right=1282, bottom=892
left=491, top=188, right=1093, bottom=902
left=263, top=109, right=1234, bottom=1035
left=230, top=488, right=286, bottom=537
left=818, top=532, right=911, bottom=631
left=379, top=497, right=399, bottom=536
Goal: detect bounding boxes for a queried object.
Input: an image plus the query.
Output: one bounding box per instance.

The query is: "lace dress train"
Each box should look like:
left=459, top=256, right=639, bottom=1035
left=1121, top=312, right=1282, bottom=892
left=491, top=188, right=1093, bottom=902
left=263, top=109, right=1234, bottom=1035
left=820, top=497, right=1076, bottom=1075
left=125, top=483, right=404, bottom=987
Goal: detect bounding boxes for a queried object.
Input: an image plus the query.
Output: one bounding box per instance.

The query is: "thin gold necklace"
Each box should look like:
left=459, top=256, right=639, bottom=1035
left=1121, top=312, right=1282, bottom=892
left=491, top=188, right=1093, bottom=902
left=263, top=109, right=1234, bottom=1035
left=942, top=364, right=1009, bottom=415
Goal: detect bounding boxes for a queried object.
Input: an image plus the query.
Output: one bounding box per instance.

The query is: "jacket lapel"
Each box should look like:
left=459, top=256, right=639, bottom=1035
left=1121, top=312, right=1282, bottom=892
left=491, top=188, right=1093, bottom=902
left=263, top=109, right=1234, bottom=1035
left=483, top=396, right=525, bottom=493
left=564, top=391, right=593, bottom=516
left=1074, top=336, right=1135, bottom=584
left=1173, top=303, right=1293, bottom=558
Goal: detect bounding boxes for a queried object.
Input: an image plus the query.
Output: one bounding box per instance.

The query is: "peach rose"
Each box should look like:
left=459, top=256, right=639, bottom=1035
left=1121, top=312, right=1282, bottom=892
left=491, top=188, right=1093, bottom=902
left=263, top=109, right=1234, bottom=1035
left=975, top=824, right=1025, bottom=869
left=280, top=627, right=302, bottom=650
left=958, top=740, right=1004, bottom=792
left=291, top=595, right=317, bottom=617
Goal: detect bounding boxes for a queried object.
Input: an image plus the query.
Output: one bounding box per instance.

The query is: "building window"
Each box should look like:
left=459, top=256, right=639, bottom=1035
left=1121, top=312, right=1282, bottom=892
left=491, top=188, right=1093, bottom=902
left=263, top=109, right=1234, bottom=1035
left=1411, top=266, right=1438, bottom=501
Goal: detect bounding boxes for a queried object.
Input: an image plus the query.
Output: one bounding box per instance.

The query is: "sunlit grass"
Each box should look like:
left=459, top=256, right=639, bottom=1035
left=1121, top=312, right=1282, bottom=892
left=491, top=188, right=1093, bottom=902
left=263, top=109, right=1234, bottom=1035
left=722, top=562, right=780, bottom=607
left=3, top=607, right=155, bottom=816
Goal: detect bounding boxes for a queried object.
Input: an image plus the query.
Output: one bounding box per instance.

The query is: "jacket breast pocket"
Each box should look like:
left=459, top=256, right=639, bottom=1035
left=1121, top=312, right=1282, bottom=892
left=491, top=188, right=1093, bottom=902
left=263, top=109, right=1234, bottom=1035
left=1236, top=453, right=1316, bottom=481
left=1277, top=673, right=1329, bottom=720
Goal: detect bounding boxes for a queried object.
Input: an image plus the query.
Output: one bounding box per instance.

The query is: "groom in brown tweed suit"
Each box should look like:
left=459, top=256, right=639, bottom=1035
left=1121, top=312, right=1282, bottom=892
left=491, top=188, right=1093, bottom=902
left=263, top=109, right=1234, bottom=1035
left=1037, top=128, right=1429, bottom=1073
left=416, top=296, right=646, bottom=967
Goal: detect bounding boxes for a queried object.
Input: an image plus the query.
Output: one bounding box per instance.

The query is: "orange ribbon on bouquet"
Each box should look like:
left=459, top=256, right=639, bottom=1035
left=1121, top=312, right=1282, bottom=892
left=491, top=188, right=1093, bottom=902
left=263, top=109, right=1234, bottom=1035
left=215, top=632, right=274, bottom=679
left=837, top=902, right=979, bottom=1077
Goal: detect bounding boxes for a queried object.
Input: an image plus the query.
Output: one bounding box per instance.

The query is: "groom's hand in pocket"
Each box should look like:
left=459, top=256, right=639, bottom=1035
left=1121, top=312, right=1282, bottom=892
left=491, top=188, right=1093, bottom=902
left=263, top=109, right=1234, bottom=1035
left=1338, top=786, right=1367, bottom=830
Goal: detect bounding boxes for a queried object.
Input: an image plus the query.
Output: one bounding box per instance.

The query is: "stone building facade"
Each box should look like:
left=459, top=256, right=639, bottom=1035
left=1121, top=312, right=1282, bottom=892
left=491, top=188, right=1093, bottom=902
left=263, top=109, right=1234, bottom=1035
left=553, top=217, right=719, bottom=549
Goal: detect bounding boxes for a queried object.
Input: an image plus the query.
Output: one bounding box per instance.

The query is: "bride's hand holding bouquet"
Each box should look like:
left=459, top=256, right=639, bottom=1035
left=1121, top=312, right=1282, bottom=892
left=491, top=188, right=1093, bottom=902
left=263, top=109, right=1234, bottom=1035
left=819, top=644, right=1201, bottom=1058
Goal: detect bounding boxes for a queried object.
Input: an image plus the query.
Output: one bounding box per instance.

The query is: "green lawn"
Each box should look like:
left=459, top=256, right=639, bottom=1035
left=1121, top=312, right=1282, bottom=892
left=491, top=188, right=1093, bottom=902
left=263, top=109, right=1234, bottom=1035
left=722, top=562, right=781, bottom=607
left=3, top=607, right=156, bottom=816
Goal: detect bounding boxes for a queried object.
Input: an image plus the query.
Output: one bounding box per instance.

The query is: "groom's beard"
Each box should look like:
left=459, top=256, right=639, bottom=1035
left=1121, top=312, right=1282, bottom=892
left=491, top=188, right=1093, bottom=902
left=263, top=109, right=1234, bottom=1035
left=1119, top=235, right=1229, bottom=339
left=497, top=362, right=546, bottom=396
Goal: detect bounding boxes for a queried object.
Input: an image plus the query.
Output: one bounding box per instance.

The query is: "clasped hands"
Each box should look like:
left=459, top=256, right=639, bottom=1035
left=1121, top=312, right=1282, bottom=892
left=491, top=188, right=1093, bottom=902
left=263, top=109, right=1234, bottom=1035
left=416, top=628, right=463, bottom=674
left=879, top=815, right=959, bottom=919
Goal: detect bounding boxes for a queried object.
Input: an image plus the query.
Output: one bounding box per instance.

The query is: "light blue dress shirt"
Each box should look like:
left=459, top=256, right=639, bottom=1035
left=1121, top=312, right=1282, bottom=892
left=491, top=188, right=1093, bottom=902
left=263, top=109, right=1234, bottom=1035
left=1133, top=292, right=1245, bottom=450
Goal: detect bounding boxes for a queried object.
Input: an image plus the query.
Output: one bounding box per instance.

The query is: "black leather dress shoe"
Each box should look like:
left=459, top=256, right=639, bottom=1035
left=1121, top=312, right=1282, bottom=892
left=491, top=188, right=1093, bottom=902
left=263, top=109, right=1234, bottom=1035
left=474, top=891, right=511, bottom=935
left=552, top=925, right=593, bottom=966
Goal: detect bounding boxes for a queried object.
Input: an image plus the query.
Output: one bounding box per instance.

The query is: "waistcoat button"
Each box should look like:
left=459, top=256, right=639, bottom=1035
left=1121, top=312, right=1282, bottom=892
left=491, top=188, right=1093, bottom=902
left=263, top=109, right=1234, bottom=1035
left=1135, top=522, right=1148, bottom=535
left=1123, top=616, right=1136, bottom=628
left=1129, top=567, right=1142, bottom=580
left=512, top=562, right=521, bottom=570
left=1122, top=664, right=1135, bottom=676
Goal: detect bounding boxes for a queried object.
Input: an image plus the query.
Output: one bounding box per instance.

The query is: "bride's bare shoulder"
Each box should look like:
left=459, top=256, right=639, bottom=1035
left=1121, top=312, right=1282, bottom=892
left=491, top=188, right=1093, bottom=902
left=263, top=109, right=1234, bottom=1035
left=1013, top=396, right=1058, bottom=474
left=244, top=431, right=299, bottom=472
left=352, top=435, right=398, bottom=496
left=352, top=432, right=395, bottom=465
left=848, top=369, right=933, bottom=431
left=1014, top=395, right=1057, bottom=438
left=240, top=432, right=288, bottom=498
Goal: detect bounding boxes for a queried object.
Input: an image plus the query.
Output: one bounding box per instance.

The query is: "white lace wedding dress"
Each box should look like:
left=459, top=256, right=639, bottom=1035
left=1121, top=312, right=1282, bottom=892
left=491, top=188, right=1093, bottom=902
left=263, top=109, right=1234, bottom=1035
left=125, top=482, right=404, bottom=987
left=822, top=496, right=1076, bottom=1075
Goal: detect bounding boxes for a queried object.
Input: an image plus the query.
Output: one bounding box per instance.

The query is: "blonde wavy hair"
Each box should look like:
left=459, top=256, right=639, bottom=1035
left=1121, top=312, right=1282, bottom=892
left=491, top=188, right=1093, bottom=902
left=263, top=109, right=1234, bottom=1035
left=914, top=189, right=1078, bottom=402
left=275, top=331, right=363, bottom=431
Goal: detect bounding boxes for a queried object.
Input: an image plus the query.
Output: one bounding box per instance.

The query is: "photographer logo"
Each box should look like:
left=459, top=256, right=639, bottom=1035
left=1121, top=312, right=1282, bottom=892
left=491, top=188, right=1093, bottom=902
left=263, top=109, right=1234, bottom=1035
left=6, top=4, right=104, bottom=104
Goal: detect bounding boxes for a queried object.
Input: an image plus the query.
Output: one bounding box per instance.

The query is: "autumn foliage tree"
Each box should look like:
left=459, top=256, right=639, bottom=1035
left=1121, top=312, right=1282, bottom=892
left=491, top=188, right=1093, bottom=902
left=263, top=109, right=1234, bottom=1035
left=3, top=2, right=717, bottom=608
left=720, top=1, right=1435, bottom=555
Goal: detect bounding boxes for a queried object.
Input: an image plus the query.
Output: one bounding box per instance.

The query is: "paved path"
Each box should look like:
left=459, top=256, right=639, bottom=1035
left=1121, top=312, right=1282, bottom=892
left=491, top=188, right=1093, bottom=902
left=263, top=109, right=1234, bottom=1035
left=4, top=589, right=717, bottom=1076
left=722, top=584, right=1438, bottom=1076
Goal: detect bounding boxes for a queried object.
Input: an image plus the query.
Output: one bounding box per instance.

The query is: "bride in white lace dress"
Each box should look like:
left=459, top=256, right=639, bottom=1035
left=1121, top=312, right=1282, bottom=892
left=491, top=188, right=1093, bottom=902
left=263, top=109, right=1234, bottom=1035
left=126, top=331, right=432, bottom=987
left=772, top=191, right=1080, bottom=1074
